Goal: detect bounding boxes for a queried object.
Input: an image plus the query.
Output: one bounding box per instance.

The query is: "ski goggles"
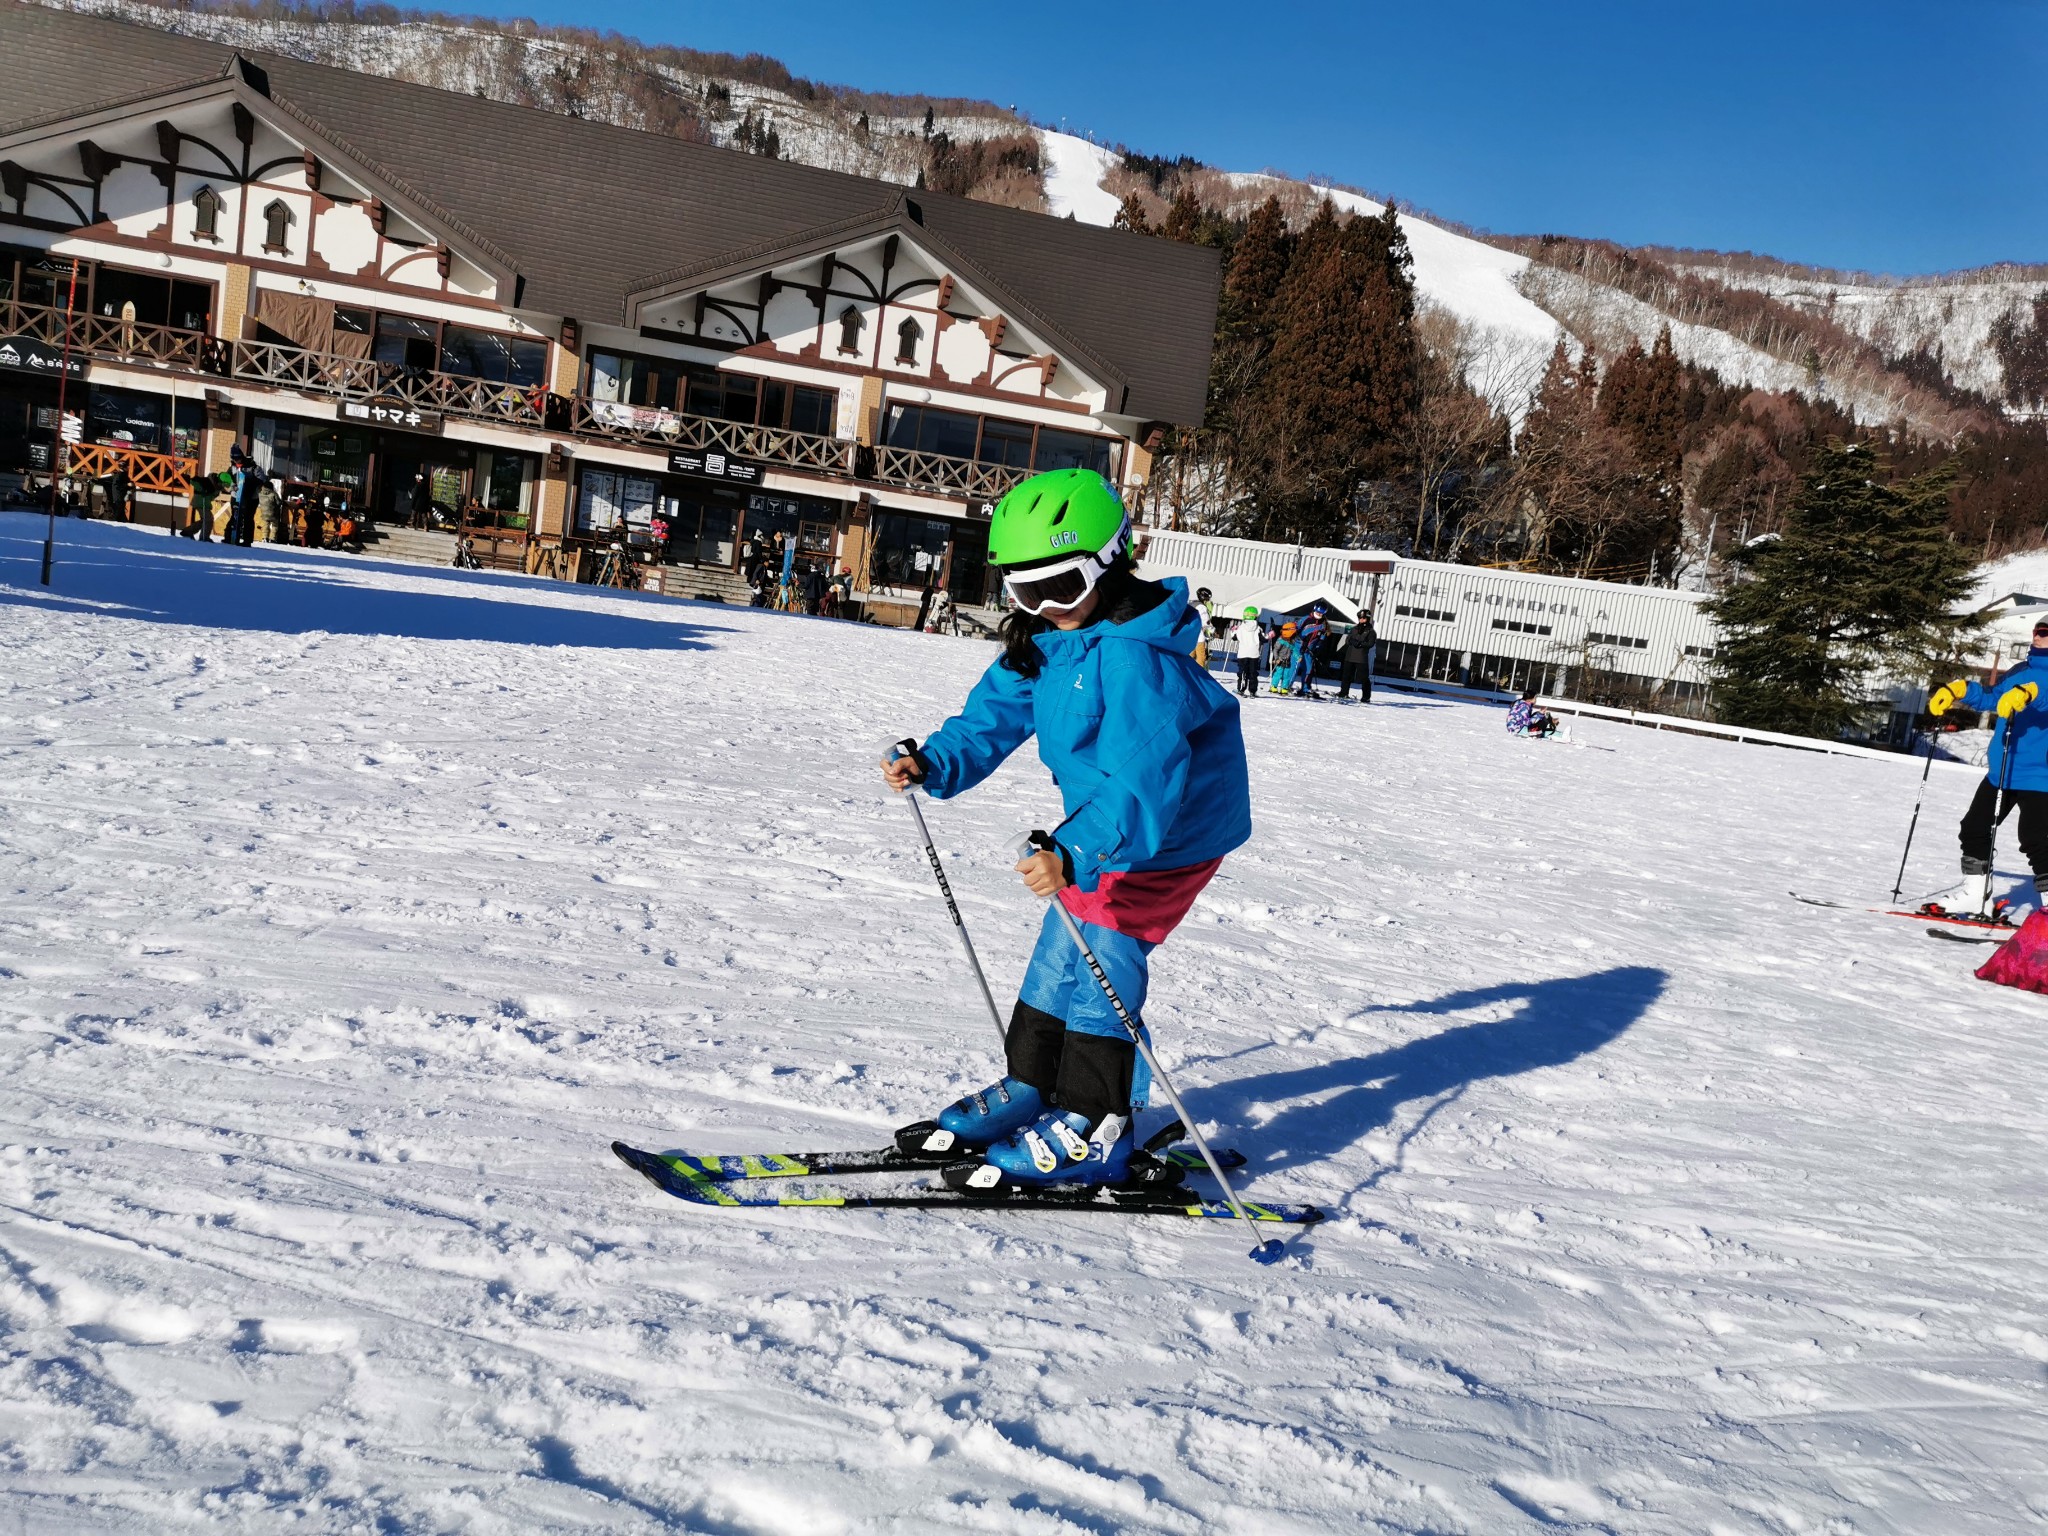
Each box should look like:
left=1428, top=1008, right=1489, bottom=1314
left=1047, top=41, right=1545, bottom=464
left=1000, top=530, right=1127, bottom=616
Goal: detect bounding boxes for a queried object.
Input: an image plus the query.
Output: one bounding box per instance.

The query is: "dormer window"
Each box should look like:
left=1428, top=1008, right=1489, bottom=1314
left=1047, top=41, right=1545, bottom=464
left=191, top=185, right=223, bottom=242
left=837, top=305, right=864, bottom=356
left=262, top=199, right=294, bottom=255
left=895, top=316, right=922, bottom=365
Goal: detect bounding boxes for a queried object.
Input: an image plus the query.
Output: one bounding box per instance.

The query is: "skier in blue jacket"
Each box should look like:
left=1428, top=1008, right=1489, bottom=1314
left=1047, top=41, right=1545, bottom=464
left=880, top=469, right=1252, bottom=1190
left=1929, top=618, right=2048, bottom=918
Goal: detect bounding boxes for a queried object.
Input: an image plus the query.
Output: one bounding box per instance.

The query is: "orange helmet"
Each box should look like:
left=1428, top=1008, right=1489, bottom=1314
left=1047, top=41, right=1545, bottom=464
left=1280, top=622, right=1298, bottom=638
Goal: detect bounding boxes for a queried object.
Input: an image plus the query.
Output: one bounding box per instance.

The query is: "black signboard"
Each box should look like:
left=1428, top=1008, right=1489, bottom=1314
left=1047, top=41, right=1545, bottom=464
left=28, top=440, right=54, bottom=471
left=0, top=335, right=87, bottom=382
left=961, top=495, right=997, bottom=520
left=667, top=448, right=763, bottom=486
left=340, top=399, right=443, bottom=435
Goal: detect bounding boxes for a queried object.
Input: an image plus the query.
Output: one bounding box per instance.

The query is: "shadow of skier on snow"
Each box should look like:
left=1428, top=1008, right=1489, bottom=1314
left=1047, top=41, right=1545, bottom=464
left=1212, top=965, right=1665, bottom=1177
left=0, top=516, right=728, bottom=651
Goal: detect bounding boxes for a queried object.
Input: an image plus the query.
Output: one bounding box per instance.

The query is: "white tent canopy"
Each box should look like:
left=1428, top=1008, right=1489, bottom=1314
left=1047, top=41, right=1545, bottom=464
left=1226, top=582, right=1360, bottom=622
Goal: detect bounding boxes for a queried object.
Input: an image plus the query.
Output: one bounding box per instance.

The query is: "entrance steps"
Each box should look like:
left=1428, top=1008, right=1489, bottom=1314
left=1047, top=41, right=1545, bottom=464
left=364, top=525, right=460, bottom=567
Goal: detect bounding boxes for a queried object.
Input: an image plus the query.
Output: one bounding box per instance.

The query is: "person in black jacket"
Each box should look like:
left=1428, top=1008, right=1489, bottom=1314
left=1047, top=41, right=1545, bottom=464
left=1336, top=612, right=1377, bottom=702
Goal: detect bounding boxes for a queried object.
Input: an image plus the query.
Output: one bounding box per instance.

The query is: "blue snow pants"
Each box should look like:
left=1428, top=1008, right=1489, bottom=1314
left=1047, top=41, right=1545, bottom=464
left=1017, top=904, right=1154, bottom=1105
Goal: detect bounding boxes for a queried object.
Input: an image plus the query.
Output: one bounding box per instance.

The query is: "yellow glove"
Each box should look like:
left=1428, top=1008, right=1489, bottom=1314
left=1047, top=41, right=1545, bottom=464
left=1928, top=679, right=1969, bottom=715
left=1998, top=681, right=2040, bottom=719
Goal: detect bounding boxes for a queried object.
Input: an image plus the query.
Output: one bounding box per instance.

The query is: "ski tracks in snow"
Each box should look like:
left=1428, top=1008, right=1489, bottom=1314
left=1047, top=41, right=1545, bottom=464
left=1, top=520, right=2045, bottom=1532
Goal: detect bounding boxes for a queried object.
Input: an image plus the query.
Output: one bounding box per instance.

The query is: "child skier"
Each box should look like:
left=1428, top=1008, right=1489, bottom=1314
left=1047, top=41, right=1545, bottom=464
left=1230, top=606, right=1264, bottom=697
left=1269, top=623, right=1300, bottom=695
left=879, top=468, right=1252, bottom=1190
left=1506, top=690, right=1558, bottom=738
left=1929, top=624, right=2048, bottom=917
left=1293, top=606, right=1329, bottom=698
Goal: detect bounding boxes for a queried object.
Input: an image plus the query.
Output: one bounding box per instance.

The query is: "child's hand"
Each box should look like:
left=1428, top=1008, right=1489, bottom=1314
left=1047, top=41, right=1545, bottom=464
left=1014, top=848, right=1068, bottom=897
left=879, top=753, right=922, bottom=793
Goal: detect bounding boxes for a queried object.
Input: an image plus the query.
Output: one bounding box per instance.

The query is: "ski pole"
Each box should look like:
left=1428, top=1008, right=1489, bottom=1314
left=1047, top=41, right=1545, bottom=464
left=887, top=739, right=1008, bottom=1053
left=1990, top=710, right=2018, bottom=908
left=1015, top=831, right=1286, bottom=1264
left=1890, top=729, right=1936, bottom=904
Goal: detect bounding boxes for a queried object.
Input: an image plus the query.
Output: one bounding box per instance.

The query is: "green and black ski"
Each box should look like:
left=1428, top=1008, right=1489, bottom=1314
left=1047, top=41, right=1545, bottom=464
left=611, top=1142, right=1323, bottom=1227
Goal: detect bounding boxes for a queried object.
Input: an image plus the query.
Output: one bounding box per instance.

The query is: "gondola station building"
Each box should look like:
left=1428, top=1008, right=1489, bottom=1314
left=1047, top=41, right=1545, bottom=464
left=0, top=2, right=1218, bottom=612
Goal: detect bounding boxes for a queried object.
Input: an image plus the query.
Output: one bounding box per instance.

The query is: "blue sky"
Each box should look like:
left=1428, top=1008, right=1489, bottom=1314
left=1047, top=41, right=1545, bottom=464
left=476, top=0, right=2042, bottom=275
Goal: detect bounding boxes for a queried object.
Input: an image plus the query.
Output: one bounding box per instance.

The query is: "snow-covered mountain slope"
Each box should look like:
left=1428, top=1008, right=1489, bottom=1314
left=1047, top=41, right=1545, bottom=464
left=1039, top=131, right=1124, bottom=227
left=3, top=516, right=2044, bottom=1532
left=1674, top=263, right=2048, bottom=405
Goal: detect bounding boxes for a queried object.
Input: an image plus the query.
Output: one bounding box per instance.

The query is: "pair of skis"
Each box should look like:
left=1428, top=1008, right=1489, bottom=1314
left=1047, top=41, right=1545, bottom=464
left=612, top=1120, right=1324, bottom=1228
left=1792, top=892, right=2018, bottom=945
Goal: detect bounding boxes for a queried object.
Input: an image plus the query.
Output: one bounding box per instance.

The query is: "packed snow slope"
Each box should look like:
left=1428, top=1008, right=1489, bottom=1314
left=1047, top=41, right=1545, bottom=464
left=2, top=518, right=2045, bottom=1534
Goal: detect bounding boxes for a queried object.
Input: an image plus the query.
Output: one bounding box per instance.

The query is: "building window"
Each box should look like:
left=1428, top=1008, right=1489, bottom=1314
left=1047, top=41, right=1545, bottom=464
left=1033, top=426, right=1114, bottom=476
left=895, top=316, right=922, bottom=364
left=883, top=403, right=978, bottom=460
left=837, top=305, right=864, bottom=355
left=1586, top=631, right=1650, bottom=651
left=1394, top=603, right=1455, bottom=623
left=262, top=199, right=294, bottom=254
left=439, top=324, right=548, bottom=387
left=191, top=186, right=223, bottom=242
left=1491, top=617, right=1553, bottom=637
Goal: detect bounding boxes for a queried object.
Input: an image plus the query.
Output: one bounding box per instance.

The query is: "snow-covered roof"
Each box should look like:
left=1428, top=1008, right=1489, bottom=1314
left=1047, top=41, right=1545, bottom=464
left=1235, top=582, right=1360, bottom=622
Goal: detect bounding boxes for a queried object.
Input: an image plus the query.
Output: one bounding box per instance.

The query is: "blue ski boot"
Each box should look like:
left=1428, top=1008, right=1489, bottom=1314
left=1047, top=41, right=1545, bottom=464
left=944, top=1109, right=1135, bottom=1193
left=893, top=1077, right=1044, bottom=1161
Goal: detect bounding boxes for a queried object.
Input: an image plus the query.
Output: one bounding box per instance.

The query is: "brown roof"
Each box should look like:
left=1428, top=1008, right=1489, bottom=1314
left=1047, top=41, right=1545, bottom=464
left=0, top=1, right=1219, bottom=421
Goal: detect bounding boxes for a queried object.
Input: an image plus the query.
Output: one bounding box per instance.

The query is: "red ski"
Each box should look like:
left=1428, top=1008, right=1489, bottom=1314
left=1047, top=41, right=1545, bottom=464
left=1792, top=892, right=2021, bottom=934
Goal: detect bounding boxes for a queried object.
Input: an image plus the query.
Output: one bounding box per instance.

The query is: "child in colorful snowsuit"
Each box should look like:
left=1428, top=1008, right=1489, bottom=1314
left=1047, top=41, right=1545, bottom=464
left=1506, top=693, right=1557, bottom=737
left=881, top=469, right=1252, bottom=1189
left=1268, top=624, right=1299, bottom=695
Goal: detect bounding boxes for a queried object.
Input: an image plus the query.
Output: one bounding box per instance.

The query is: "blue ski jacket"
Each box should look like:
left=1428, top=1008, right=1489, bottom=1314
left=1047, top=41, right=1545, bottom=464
left=916, top=577, right=1252, bottom=892
left=1965, top=650, right=2048, bottom=792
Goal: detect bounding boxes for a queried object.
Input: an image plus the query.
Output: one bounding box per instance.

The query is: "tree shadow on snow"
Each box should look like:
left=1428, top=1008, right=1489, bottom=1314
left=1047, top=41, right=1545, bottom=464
left=1211, top=965, right=1665, bottom=1176
left=0, top=515, right=725, bottom=651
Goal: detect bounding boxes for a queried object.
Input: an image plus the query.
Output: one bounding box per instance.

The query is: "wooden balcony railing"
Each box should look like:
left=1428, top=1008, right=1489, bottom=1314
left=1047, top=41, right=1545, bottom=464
left=868, top=445, right=1030, bottom=503
left=569, top=397, right=855, bottom=476
left=222, top=338, right=550, bottom=429
left=1, top=297, right=222, bottom=372
left=66, top=441, right=197, bottom=496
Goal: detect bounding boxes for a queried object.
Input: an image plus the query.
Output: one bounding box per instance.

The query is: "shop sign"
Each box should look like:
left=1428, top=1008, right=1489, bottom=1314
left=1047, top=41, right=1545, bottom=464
left=0, top=335, right=87, bottom=381
left=667, top=448, right=762, bottom=486
left=340, top=399, right=443, bottom=434
left=960, top=494, right=997, bottom=520
left=28, top=440, right=54, bottom=471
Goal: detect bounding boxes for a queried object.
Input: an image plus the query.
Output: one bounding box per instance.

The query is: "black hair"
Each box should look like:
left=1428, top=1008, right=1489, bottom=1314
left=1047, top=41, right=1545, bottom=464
left=997, top=557, right=1140, bottom=678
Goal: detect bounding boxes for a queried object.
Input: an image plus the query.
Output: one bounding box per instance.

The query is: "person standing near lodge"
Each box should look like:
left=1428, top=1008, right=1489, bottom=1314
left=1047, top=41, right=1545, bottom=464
left=1193, top=586, right=1215, bottom=669
left=1929, top=626, right=2048, bottom=919
left=258, top=477, right=285, bottom=544
left=1336, top=610, right=1377, bottom=702
left=180, top=468, right=216, bottom=541
left=1292, top=606, right=1329, bottom=698
left=1230, top=606, right=1264, bottom=697
left=225, top=446, right=259, bottom=546
left=409, top=470, right=433, bottom=531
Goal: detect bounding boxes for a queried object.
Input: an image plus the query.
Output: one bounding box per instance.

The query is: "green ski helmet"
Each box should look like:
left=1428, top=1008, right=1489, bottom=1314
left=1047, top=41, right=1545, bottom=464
left=987, top=468, right=1130, bottom=571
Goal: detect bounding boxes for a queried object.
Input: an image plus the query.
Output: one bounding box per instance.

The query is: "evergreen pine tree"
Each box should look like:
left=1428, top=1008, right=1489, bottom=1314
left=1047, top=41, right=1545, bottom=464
left=1707, top=441, right=1976, bottom=737
left=1112, top=192, right=1152, bottom=234
left=1161, top=185, right=1202, bottom=243
left=1221, top=195, right=1290, bottom=337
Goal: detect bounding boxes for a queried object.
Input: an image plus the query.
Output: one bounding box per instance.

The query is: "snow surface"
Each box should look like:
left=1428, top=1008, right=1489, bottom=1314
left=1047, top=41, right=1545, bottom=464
left=3, top=516, right=2046, bottom=1533
left=1039, top=132, right=1124, bottom=228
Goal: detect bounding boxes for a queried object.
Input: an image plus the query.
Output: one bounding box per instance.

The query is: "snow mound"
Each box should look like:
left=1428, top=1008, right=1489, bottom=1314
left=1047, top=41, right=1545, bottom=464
left=1, top=516, right=2042, bottom=1532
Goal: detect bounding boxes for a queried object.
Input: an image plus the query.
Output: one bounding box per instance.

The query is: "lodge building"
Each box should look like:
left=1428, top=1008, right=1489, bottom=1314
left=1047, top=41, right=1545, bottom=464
left=0, top=3, right=1218, bottom=614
